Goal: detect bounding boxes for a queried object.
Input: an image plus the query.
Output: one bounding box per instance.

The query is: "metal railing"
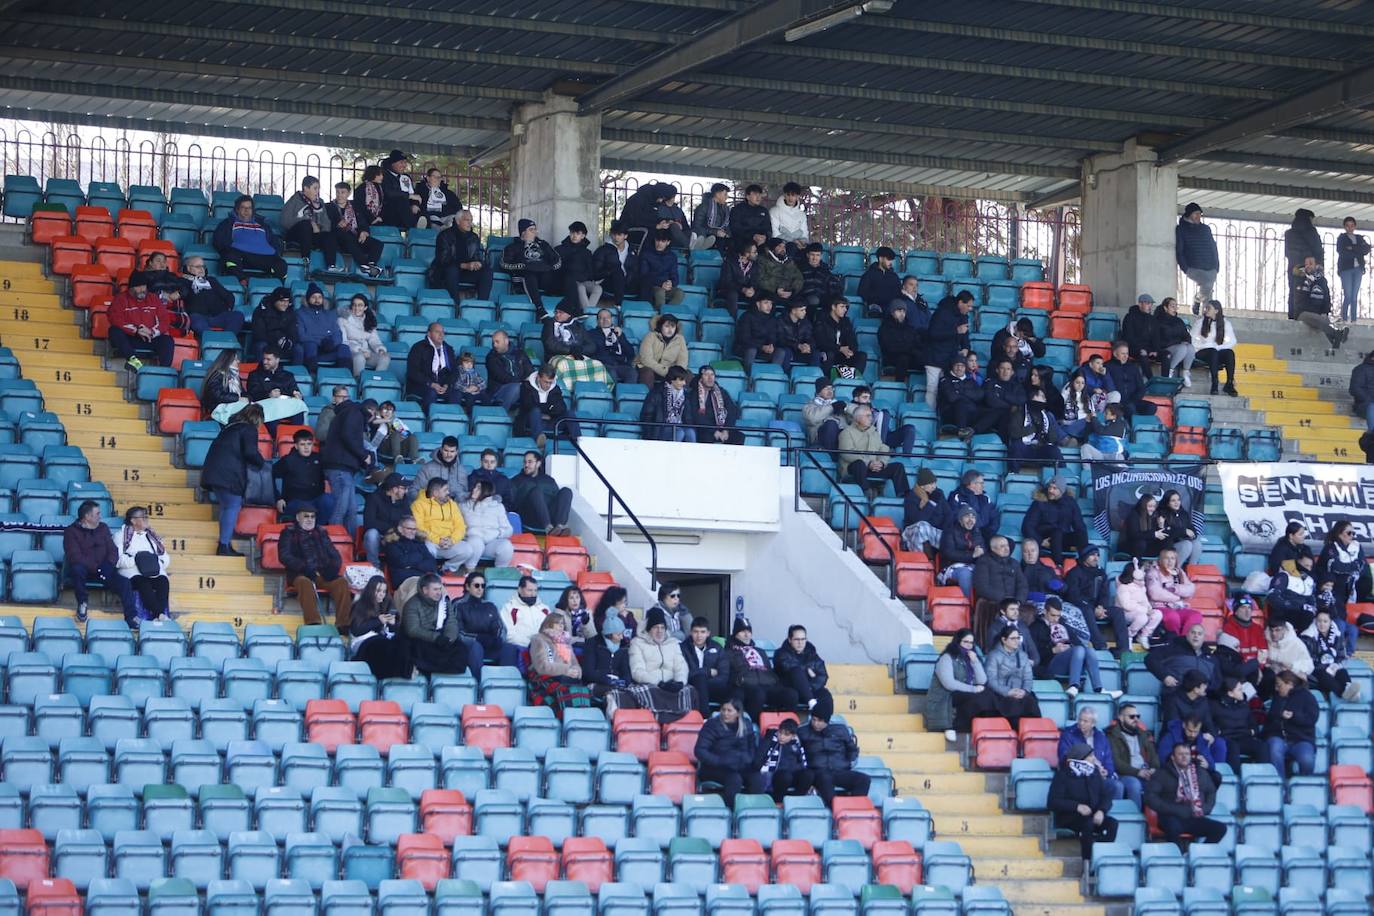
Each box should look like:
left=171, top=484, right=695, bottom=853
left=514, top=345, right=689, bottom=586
left=798, top=450, right=898, bottom=599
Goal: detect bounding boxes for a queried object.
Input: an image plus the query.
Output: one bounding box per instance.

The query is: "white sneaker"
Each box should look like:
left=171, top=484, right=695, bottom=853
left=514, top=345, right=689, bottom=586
left=1342, top=681, right=1362, bottom=701
left=1106, top=689, right=1124, bottom=700
left=1181, top=371, right=1192, bottom=388
left=943, top=729, right=957, bottom=742
left=1065, top=685, right=1079, bottom=699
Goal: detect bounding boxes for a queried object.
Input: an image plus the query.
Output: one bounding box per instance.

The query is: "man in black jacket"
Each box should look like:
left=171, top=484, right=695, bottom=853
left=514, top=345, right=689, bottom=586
left=777, top=300, right=815, bottom=368
left=417, top=168, right=462, bottom=228
left=813, top=297, right=867, bottom=378
left=588, top=308, right=636, bottom=384
left=1264, top=671, right=1318, bottom=777
left=455, top=570, right=520, bottom=669
left=592, top=222, right=638, bottom=306
left=728, top=184, right=771, bottom=253
left=800, top=695, right=871, bottom=804
left=1105, top=341, right=1157, bottom=421
left=774, top=625, right=833, bottom=713
left=362, top=473, right=409, bottom=566
left=319, top=396, right=373, bottom=534
left=518, top=365, right=579, bottom=443
left=178, top=255, right=244, bottom=336
left=1062, top=546, right=1129, bottom=654
left=379, top=149, right=422, bottom=229
left=383, top=516, right=437, bottom=588
left=501, top=218, right=562, bottom=315
left=1120, top=294, right=1160, bottom=378
left=486, top=329, right=535, bottom=411
left=976, top=359, right=1026, bottom=439
left=755, top=720, right=814, bottom=803
left=279, top=506, right=352, bottom=628
left=924, top=292, right=974, bottom=408
left=1175, top=203, right=1219, bottom=315
left=681, top=617, right=731, bottom=715
left=1145, top=742, right=1227, bottom=844
left=734, top=296, right=783, bottom=374
left=878, top=300, right=921, bottom=380
left=406, top=323, right=460, bottom=408
left=1048, top=743, right=1120, bottom=862
left=431, top=210, right=492, bottom=301
left=556, top=222, right=598, bottom=314
left=856, top=247, right=901, bottom=317
left=799, top=244, right=843, bottom=313
left=245, top=348, right=305, bottom=433
left=273, top=429, right=334, bottom=521
left=1349, top=350, right=1374, bottom=428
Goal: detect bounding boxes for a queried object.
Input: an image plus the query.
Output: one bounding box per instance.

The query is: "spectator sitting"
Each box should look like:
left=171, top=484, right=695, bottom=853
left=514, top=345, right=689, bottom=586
left=382, top=515, right=437, bottom=590
left=500, top=575, right=551, bottom=649
left=587, top=308, right=637, bottom=384
left=1031, top=597, right=1113, bottom=698
left=756, top=719, right=814, bottom=803
left=367, top=401, right=420, bottom=467
left=1074, top=354, right=1114, bottom=402
left=278, top=506, right=352, bottom=629
left=901, top=468, right=948, bottom=555
left=937, top=504, right=985, bottom=599
left=690, top=182, right=731, bottom=251
left=1147, top=622, right=1218, bottom=723
left=734, top=295, right=783, bottom=374
left=627, top=608, right=697, bottom=722
left=635, top=314, right=689, bottom=389
left=1105, top=341, right=1157, bottom=420
left=838, top=404, right=908, bottom=496
left=1116, top=562, right=1161, bottom=651
left=1058, top=707, right=1124, bottom=799
left=1064, top=546, right=1130, bottom=655
left=716, top=240, right=759, bottom=319
left=1049, top=742, right=1121, bottom=864
left=339, top=294, right=390, bottom=377
left=471, top=449, right=514, bottom=506
left=992, top=333, right=1034, bottom=388
left=108, top=271, right=178, bottom=370
left=378, top=149, right=423, bottom=228
left=510, top=450, right=575, bottom=536
left=1303, top=607, right=1360, bottom=700
left=1006, top=388, right=1063, bottom=473
left=654, top=185, right=690, bottom=249
left=1190, top=300, right=1238, bottom=396
left=517, top=364, right=580, bottom=445
left=501, top=219, right=562, bottom=316
left=455, top=570, right=520, bottom=670
left=936, top=357, right=982, bottom=441
left=728, top=184, right=772, bottom=253
left=1267, top=521, right=1313, bottom=580
left=556, top=584, right=589, bottom=638
left=1153, top=298, right=1195, bottom=386
left=582, top=614, right=633, bottom=707
left=240, top=346, right=307, bottom=427
left=991, top=316, right=1048, bottom=367
left=769, top=182, right=810, bottom=253
left=113, top=506, right=171, bottom=623
left=1146, top=548, right=1203, bottom=637
left=431, top=209, right=492, bottom=302
left=926, top=627, right=996, bottom=743
left=1168, top=670, right=1219, bottom=737
left=543, top=302, right=614, bottom=396
left=1212, top=676, right=1263, bottom=770
left=249, top=287, right=299, bottom=363
left=1022, top=477, right=1087, bottom=567
left=725, top=616, right=799, bottom=723
left=686, top=366, right=743, bottom=445
left=592, top=221, right=638, bottom=308
left=1294, top=256, right=1348, bottom=349
left=459, top=480, right=515, bottom=567
left=972, top=537, right=1029, bottom=633
left=280, top=176, right=336, bottom=268
left=773, top=624, right=833, bottom=714
left=1264, top=671, right=1318, bottom=778
left=857, top=247, right=901, bottom=317
left=1158, top=490, right=1201, bottom=568
left=1146, top=741, right=1228, bottom=845
left=405, top=322, right=460, bottom=409
left=695, top=697, right=760, bottom=807
left=894, top=276, right=932, bottom=335
left=799, top=244, right=843, bottom=313
left=682, top=616, right=731, bottom=716
left=326, top=181, right=384, bottom=278
left=402, top=573, right=472, bottom=675
left=637, top=230, right=684, bottom=310
left=409, top=437, right=467, bottom=502
left=800, top=695, right=871, bottom=804
left=199, top=404, right=266, bottom=558
left=273, top=429, right=334, bottom=520
left=213, top=194, right=287, bottom=280
left=1078, top=402, right=1129, bottom=463
left=1316, top=521, right=1367, bottom=647
left=350, top=576, right=412, bottom=680
left=411, top=478, right=474, bottom=573
left=802, top=377, right=847, bottom=451
left=351, top=167, right=385, bottom=241
left=879, top=299, right=922, bottom=380
left=140, top=250, right=179, bottom=294
left=924, top=291, right=974, bottom=408
left=526, top=614, right=592, bottom=718
left=417, top=168, right=462, bottom=229
left=982, top=624, right=1042, bottom=728
left=1105, top=702, right=1160, bottom=808
left=813, top=297, right=867, bottom=378
left=485, top=329, right=534, bottom=411
left=64, top=500, right=135, bottom=625
left=362, top=473, right=409, bottom=567
left=1121, top=294, right=1160, bottom=376
left=975, top=359, right=1026, bottom=442
left=646, top=583, right=692, bottom=642
left=1215, top=594, right=1264, bottom=687
left=177, top=255, right=244, bottom=335
left=592, top=586, right=638, bottom=643
left=1119, top=494, right=1168, bottom=562
left=848, top=387, right=915, bottom=467
left=640, top=365, right=695, bottom=442
left=1262, top=619, right=1314, bottom=699
left=756, top=238, right=803, bottom=308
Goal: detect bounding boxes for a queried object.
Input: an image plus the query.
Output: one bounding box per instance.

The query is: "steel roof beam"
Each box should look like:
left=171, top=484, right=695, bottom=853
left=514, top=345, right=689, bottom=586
left=1159, top=64, right=1374, bottom=162
left=601, top=127, right=1078, bottom=178
left=1179, top=176, right=1374, bottom=207
left=1022, top=0, right=1374, bottom=39
left=578, top=0, right=867, bottom=112
left=1025, top=183, right=1083, bottom=210
left=1190, top=150, right=1374, bottom=176
left=1276, top=125, right=1374, bottom=147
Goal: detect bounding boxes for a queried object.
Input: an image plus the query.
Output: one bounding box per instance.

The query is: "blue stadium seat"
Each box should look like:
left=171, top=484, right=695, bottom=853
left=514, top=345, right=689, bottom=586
left=30, top=783, right=83, bottom=840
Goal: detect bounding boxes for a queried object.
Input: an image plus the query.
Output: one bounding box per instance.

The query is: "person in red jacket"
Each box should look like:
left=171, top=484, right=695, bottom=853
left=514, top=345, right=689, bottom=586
left=108, top=270, right=176, bottom=369
left=1217, top=594, right=1265, bottom=690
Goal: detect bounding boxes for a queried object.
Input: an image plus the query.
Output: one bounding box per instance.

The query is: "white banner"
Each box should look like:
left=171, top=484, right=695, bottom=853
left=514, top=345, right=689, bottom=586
left=1217, top=461, right=1374, bottom=549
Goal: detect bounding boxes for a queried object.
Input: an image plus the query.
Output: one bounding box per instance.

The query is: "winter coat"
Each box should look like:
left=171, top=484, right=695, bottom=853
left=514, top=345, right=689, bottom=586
left=878, top=315, right=921, bottom=371
left=278, top=524, right=341, bottom=581
left=1284, top=215, right=1324, bottom=270
left=406, top=338, right=459, bottom=399
left=1211, top=695, right=1258, bottom=744
left=1158, top=728, right=1220, bottom=782
left=542, top=317, right=590, bottom=360
left=410, top=494, right=465, bottom=545
left=984, top=645, right=1035, bottom=696
left=800, top=263, right=843, bottom=305
left=734, top=308, right=780, bottom=353
left=1218, top=614, right=1266, bottom=666
left=949, top=487, right=1001, bottom=544
left=1064, top=564, right=1109, bottom=613
left=695, top=715, right=757, bottom=771
left=486, top=347, right=534, bottom=392
left=726, top=637, right=780, bottom=689
left=200, top=422, right=264, bottom=496
left=516, top=376, right=570, bottom=437
left=926, top=651, right=987, bottom=731
left=408, top=448, right=468, bottom=502
left=812, top=313, right=860, bottom=364
left=1117, top=579, right=1152, bottom=623
left=64, top=521, right=118, bottom=574
left=417, top=180, right=462, bottom=221
left=1175, top=216, right=1219, bottom=273
left=1144, top=636, right=1219, bottom=692
left=213, top=213, right=280, bottom=256
left=320, top=400, right=370, bottom=473
left=838, top=422, right=888, bottom=470
left=251, top=304, right=298, bottom=353
left=1350, top=358, right=1374, bottom=417
left=991, top=323, right=1047, bottom=363
left=1145, top=563, right=1196, bottom=608
left=297, top=302, right=342, bottom=350
left=555, top=236, right=594, bottom=285
left=1145, top=757, right=1218, bottom=819
left=681, top=639, right=731, bottom=695
left=801, top=722, right=860, bottom=773
left=769, top=200, right=809, bottom=242
left=459, top=497, right=513, bottom=543
left=937, top=373, right=982, bottom=420
left=903, top=488, right=949, bottom=532
left=773, top=641, right=828, bottom=691
left=1266, top=621, right=1315, bottom=679
left=939, top=524, right=985, bottom=568
left=684, top=381, right=740, bottom=435
left=528, top=632, right=581, bottom=679
left=383, top=536, right=436, bottom=585
left=635, top=329, right=689, bottom=376
left=1057, top=726, right=1116, bottom=775
left=273, top=450, right=325, bottom=503
left=1153, top=307, right=1190, bottom=349
left=1263, top=685, right=1318, bottom=745
left=857, top=265, right=901, bottom=307
left=926, top=298, right=971, bottom=372
left=280, top=192, right=332, bottom=235
left=589, top=242, right=635, bottom=289
left=1120, top=510, right=1164, bottom=561
left=1294, top=270, right=1332, bottom=317
left=802, top=397, right=845, bottom=444
left=640, top=383, right=689, bottom=441
left=1106, top=358, right=1148, bottom=406
left=638, top=247, right=679, bottom=288
left=1048, top=765, right=1115, bottom=829
left=1189, top=316, right=1235, bottom=353
left=582, top=637, right=632, bottom=686
left=1105, top=721, right=1160, bottom=778
left=245, top=364, right=300, bottom=402
left=339, top=312, right=385, bottom=357
left=717, top=255, right=757, bottom=297
left=691, top=194, right=731, bottom=240
left=454, top=595, right=505, bottom=640
left=629, top=631, right=689, bottom=685
left=755, top=252, right=803, bottom=297
left=178, top=275, right=235, bottom=318
left=728, top=203, right=771, bottom=246
left=1337, top=231, right=1371, bottom=272
left=500, top=237, right=561, bottom=275
left=499, top=597, right=550, bottom=648
left=1023, top=493, right=1085, bottom=539
left=402, top=592, right=461, bottom=645
left=362, top=490, right=408, bottom=538
left=619, top=184, right=664, bottom=232
left=380, top=166, right=418, bottom=214
left=1268, top=537, right=1314, bottom=577
left=429, top=225, right=484, bottom=279
left=1120, top=306, right=1158, bottom=358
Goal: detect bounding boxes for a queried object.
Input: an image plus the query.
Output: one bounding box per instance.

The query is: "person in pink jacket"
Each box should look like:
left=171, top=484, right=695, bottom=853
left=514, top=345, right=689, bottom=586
left=1116, top=562, right=1162, bottom=651
left=1145, top=547, right=1203, bottom=637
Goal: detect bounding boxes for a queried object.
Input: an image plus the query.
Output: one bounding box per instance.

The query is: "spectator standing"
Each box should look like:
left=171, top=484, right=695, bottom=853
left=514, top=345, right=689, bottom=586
left=402, top=574, right=472, bottom=674
left=1146, top=742, right=1228, bottom=845
left=326, top=181, right=384, bottom=277
left=925, top=292, right=974, bottom=410
left=691, top=183, right=731, bottom=251
left=279, top=176, right=335, bottom=268
left=587, top=308, right=637, bottom=384
left=362, top=473, right=410, bottom=567
left=319, top=394, right=372, bottom=533
left=1337, top=216, right=1371, bottom=322
left=926, top=628, right=997, bottom=742
left=455, top=571, right=520, bottom=669
left=213, top=195, right=287, bottom=280
left=1146, top=623, right=1218, bottom=723
left=982, top=625, right=1043, bottom=728
left=1105, top=703, right=1159, bottom=808
left=178, top=256, right=244, bottom=335
left=813, top=298, right=867, bottom=378
left=199, top=404, right=265, bottom=557
left=728, top=184, right=772, bottom=253
left=773, top=625, right=833, bottom=714
left=527, top=615, right=593, bottom=717
left=1264, top=670, right=1318, bottom=777
left=1285, top=208, right=1325, bottom=320
left=500, top=575, right=551, bottom=649
left=725, top=617, right=799, bottom=723
left=879, top=299, right=922, bottom=380
left=681, top=617, right=731, bottom=716
left=351, top=167, right=385, bottom=237
left=1146, top=549, right=1202, bottom=637
left=406, top=323, right=460, bottom=409
left=686, top=366, right=743, bottom=445
left=458, top=480, right=515, bottom=567
left=1190, top=300, right=1237, bottom=396
left=637, top=230, right=685, bottom=309
left=510, top=451, right=575, bottom=536
left=431, top=210, right=492, bottom=301
left=411, top=479, right=473, bottom=573
left=856, top=247, right=901, bottom=317
left=636, top=314, right=689, bottom=389
left=1302, top=608, right=1359, bottom=700
left=350, top=576, right=412, bottom=680
left=1175, top=202, right=1219, bottom=314
left=801, top=696, right=872, bottom=804
left=273, top=429, right=334, bottom=520
left=108, top=272, right=177, bottom=370
left=1049, top=743, right=1121, bottom=864
left=112, top=506, right=171, bottom=622
left=1212, top=677, right=1264, bottom=770
left=756, top=238, right=803, bottom=308
left=501, top=219, right=562, bottom=315
left=694, top=698, right=760, bottom=807
left=278, top=506, right=352, bottom=629
left=64, top=500, right=135, bottom=624
left=339, top=294, right=390, bottom=377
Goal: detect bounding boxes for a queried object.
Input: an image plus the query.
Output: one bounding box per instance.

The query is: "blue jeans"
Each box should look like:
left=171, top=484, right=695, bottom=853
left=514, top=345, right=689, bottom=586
left=493, top=383, right=522, bottom=411
left=300, top=339, right=343, bottom=371
left=213, top=488, right=243, bottom=546
left=1266, top=737, right=1315, bottom=777
left=285, top=493, right=336, bottom=523
left=1119, top=775, right=1143, bottom=808
left=1340, top=267, right=1363, bottom=322
left=1045, top=644, right=1102, bottom=691
left=325, top=470, right=358, bottom=534
left=947, top=565, right=973, bottom=599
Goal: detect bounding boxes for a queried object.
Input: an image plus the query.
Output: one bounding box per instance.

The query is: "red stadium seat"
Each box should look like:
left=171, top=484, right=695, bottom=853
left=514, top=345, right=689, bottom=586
left=0, top=829, right=50, bottom=890
left=420, top=789, right=473, bottom=845
left=24, top=877, right=81, bottom=915
left=255, top=523, right=288, bottom=570
left=832, top=796, right=882, bottom=850
left=116, top=209, right=159, bottom=246
left=927, top=586, right=970, bottom=634
left=94, top=236, right=137, bottom=275
left=325, top=525, right=355, bottom=565
left=1017, top=718, right=1061, bottom=766
left=74, top=205, right=114, bottom=244
left=30, top=210, right=71, bottom=247
left=575, top=571, right=615, bottom=611
left=612, top=709, right=660, bottom=761
left=1143, top=396, right=1173, bottom=428
left=1056, top=284, right=1093, bottom=314
left=358, top=700, right=409, bottom=755
left=648, top=751, right=696, bottom=804
left=873, top=840, right=922, bottom=893
left=274, top=424, right=312, bottom=457
left=135, top=238, right=180, bottom=272
left=69, top=263, right=113, bottom=308
left=719, top=838, right=768, bottom=894
left=507, top=836, right=559, bottom=893
left=1172, top=426, right=1207, bottom=457
left=561, top=837, right=613, bottom=893
left=305, top=698, right=356, bottom=753
left=895, top=552, right=934, bottom=600
left=1020, top=281, right=1055, bottom=310
left=545, top=536, right=590, bottom=576
left=156, top=388, right=201, bottom=434
left=771, top=839, right=821, bottom=894
left=1077, top=340, right=1112, bottom=365
left=860, top=516, right=900, bottom=563
left=758, top=712, right=800, bottom=734
left=510, top=533, right=543, bottom=570
left=1048, top=312, right=1084, bottom=341
left=1331, top=764, right=1374, bottom=813
left=460, top=705, right=511, bottom=756
left=49, top=236, right=93, bottom=275
left=234, top=506, right=277, bottom=540
left=661, top=710, right=704, bottom=760
left=170, top=334, right=198, bottom=371
left=396, top=833, right=449, bottom=890
left=970, top=717, right=1017, bottom=769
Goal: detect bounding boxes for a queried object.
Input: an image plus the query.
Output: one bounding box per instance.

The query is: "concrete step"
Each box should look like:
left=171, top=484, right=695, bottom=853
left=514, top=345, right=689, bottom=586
left=0, top=290, right=63, bottom=308
left=827, top=663, right=896, bottom=693
left=840, top=713, right=926, bottom=732
left=950, top=834, right=1044, bottom=856
left=849, top=730, right=947, bottom=753
left=893, top=771, right=991, bottom=794
left=973, top=856, right=1066, bottom=879
left=878, top=751, right=967, bottom=773
left=997, top=879, right=1090, bottom=905
left=917, top=792, right=1005, bottom=815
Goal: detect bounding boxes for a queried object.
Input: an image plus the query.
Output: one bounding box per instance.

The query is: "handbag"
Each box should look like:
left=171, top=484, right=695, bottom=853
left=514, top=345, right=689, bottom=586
left=134, top=551, right=161, bottom=578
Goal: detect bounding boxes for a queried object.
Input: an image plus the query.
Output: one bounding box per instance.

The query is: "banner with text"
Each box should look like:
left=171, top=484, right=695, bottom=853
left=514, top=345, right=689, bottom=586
left=1218, top=462, right=1374, bottom=549
left=1090, top=463, right=1206, bottom=542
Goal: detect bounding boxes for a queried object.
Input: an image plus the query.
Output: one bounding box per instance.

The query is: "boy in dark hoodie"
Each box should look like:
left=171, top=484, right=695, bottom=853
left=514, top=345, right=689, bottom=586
left=857, top=247, right=902, bottom=317
left=878, top=300, right=922, bottom=380
left=296, top=282, right=344, bottom=371
left=637, top=229, right=685, bottom=309
left=691, top=182, right=731, bottom=251
left=734, top=295, right=783, bottom=373
left=556, top=221, right=598, bottom=315
left=250, top=287, right=299, bottom=362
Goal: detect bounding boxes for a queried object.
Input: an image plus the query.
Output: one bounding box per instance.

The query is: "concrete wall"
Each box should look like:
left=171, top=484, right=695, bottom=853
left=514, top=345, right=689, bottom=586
left=509, top=93, right=602, bottom=243
left=1081, top=140, right=1179, bottom=310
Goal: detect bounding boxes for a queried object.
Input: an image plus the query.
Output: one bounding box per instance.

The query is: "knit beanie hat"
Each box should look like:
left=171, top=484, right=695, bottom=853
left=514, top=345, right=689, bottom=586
left=1183, top=202, right=1203, bottom=217
left=732, top=615, right=753, bottom=636
left=645, top=608, right=667, bottom=631
left=305, top=282, right=325, bottom=301
left=1067, top=742, right=1092, bottom=760
left=518, top=218, right=536, bottom=234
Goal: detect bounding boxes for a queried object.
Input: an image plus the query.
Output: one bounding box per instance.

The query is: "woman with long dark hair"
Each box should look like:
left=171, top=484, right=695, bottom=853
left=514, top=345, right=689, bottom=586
left=1189, top=299, right=1237, bottom=396
left=1158, top=490, right=1201, bottom=568
left=592, top=586, right=638, bottom=640
left=199, top=403, right=265, bottom=557
left=555, top=585, right=588, bottom=638
left=1118, top=494, right=1167, bottom=561
left=350, top=575, right=413, bottom=679
left=925, top=627, right=997, bottom=742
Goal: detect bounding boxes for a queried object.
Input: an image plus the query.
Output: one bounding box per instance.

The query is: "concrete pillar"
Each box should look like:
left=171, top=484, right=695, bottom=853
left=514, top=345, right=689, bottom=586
left=508, top=92, right=602, bottom=243
left=1080, top=139, right=1178, bottom=310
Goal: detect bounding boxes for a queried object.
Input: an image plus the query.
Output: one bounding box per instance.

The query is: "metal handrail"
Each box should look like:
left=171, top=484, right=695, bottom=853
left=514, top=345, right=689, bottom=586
left=799, top=450, right=898, bottom=599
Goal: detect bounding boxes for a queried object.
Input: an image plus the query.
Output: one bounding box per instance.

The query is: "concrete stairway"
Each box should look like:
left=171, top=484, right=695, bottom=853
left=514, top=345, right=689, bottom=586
left=0, top=252, right=279, bottom=633
left=832, top=663, right=1118, bottom=915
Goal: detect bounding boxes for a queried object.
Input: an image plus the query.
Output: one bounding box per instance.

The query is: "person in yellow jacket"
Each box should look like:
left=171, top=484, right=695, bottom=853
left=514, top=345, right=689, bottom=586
left=635, top=313, right=689, bottom=387
left=410, top=478, right=476, bottom=572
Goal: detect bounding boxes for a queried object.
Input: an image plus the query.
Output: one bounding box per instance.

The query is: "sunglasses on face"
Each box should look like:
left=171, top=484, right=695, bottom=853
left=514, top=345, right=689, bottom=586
left=469, top=582, right=486, bottom=590
left=668, top=592, right=680, bottom=599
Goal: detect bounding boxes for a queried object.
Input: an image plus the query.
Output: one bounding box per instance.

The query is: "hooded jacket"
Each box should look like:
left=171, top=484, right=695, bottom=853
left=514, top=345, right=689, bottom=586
left=1284, top=211, right=1324, bottom=270
left=200, top=422, right=264, bottom=496
left=1266, top=621, right=1315, bottom=678
left=409, top=447, right=468, bottom=501
left=363, top=488, right=409, bottom=538
left=695, top=714, right=757, bottom=771
left=635, top=326, right=689, bottom=375
left=1175, top=216, right=1219, bottom=273
left=1218, top=611, right=1265, bottom=666
left=728, top=202, right=771, bottom=246
left=773, top=640, right=829, bottom=691
left=1056, top=725, right=1116, bottom=776
left=1263, top=683, right=1318, bottom=745
left=411, top=494, right=465, bottom=545
left=857, top=263, right=902, bottom=308
left=878, top=307, right=922, bottom=370
left=297, top=297, right=343, bottom=349
left=938, top=521, right=985, bottom=567
left=1153, top=305, right=1190, bottom=350
left=838, top=421, right=888, bottom=470
left=949, top=486, right=1000, bottom=544
left=1146, top=562, right=1196, bottom=608
left=802, top=395, right=845, bottom=443
left=1350, top=356, right=1374, bottom=417
left=454, top=594, right=505, bottom=640
left=984, top=644, right=1035, bottom=696
left=1156, top=720, right=1223, bottom=770
left=638, top=245, right=679, bottom=288
left=926, top=297, right=971, bottom=372
left=681, top=639, right=731, bottom=695
left=542, top=316, right=590, bottom=360
left=1120, top=305, right=1158, bottom=358
left=769, top=200, right=809, bottom=242
left=556, top=236, right=595, bottom=285
left=1048, top=760, right=1115, bottom=828
left=516, top=374, right=570, bottom=436
left=280, top=192, right=332, bottom=235
left=460, top=497, right=513, bottom=543
left=800, top=722, right=859, bottom=773
left=1064, top=562, right=1109, bottom=613
left=629, top=629, right=688, bottom=685
left=499, top=594, right=550, bottom=648
left=1023, top=491, right=1085, bottom=539
left=319, top=399, right=370, bottom=473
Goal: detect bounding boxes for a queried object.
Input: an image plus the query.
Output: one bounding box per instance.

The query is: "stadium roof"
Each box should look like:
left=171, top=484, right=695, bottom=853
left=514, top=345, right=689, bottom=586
left=4, top=0, right=1374, bottom=220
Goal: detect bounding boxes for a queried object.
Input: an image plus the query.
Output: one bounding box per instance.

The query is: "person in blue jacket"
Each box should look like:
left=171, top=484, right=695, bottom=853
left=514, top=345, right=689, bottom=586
left=637, top=229, right=685, bottom=309
left=296, top=282, right=344, bottom=372
left=1175, top=202, right=1219, bottom=314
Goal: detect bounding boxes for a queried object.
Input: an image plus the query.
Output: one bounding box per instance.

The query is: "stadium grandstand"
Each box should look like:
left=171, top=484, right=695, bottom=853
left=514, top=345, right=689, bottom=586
left=3, top=1, right=1374, bottom=914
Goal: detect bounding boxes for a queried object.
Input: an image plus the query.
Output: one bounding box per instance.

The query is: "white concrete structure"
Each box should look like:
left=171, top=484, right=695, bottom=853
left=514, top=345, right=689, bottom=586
left=508, top=92, right=603, bottom=244
left=1081, top=139, right=1180, bottom=311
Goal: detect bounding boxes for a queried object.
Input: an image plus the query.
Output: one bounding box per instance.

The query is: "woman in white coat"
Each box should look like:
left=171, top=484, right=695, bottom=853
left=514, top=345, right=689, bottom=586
left=338, top=294, right=391, bottom=377
left=1190, top=299, right=1238, bottom=396
left=459, top=480, right=515, bottom=567
left=112, top=506, right=171, bottom=621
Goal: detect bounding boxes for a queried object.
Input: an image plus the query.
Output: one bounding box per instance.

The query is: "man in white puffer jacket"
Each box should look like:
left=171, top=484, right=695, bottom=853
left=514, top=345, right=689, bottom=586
left=769, top=182, right=810, bottom=258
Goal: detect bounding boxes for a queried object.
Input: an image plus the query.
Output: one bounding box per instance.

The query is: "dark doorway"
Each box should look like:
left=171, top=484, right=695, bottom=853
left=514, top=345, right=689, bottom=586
left=659, top=572, right=732, bottom=635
